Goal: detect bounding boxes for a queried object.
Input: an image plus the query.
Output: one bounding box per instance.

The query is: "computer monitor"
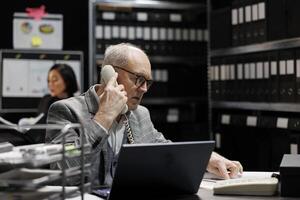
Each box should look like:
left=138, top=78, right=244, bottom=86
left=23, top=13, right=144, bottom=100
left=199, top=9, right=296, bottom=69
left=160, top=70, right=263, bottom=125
left=0, top=49, right=83, bottom=113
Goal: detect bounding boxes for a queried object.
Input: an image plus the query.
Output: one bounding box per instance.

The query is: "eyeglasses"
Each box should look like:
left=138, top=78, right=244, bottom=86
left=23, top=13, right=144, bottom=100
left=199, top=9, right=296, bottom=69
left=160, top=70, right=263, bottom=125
left=113, top=65, right=153, bottom=90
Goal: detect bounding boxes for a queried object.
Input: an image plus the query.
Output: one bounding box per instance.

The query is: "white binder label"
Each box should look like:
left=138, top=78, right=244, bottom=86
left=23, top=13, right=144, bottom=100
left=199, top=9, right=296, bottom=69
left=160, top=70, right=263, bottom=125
left=244, top=63, right=250, bottom=79
left=232, top=9, right=238, bottom=25
left=190, top=29, right=196, bottom=41
left=95, top=25, right=103, bottom=39
left=245, top=6, right=252, bottom=22
left=215, top=66, right=220, bottom=80
left=257, top=62, right=263, bottom=79
left=175, top=28, right=181, bottom=41
left=210, top=66, right=215, bottom=81
left=112, top=26, right=119, bottom=38
left=183, top=29, right=189, bottom=41
left=144, top=27, right=150, bottom=40
left=221, top=114, right=230, bottom=125
left=136, top=27, right=143, bottom=39
left=279, top=60, right=286, bottom=75
left=170, top=13, right=182, bottom=22
left=137, top=12, right=148, bottom=21
left=271, top=61, right=277, bottom=75
left=247, top=116, right=257, bottom=127
left=162, top=69, right=168, bottom=82
left=104, top=25, right=111, bottom=39
left=120, top=26, right=127, bottom=39
left=102, top=12, right=115, bottom=20
left=258, top=2, right=266, bottom=20
left=221, top=65, right=226, bottom=81
left=290, top=144, right=298, bottom=155
left=297, top=59, right=300, bottom=78
left=263, top=61, right=270, bottom=78
left=197, top=29, right=203, bottom=41
left=159, top=28, right=167, bottom=40
left=167, top=108, right=179, bottom=123
left=128, top=26, right=135, bottom=40
left=230, top=64, right=235, bottom=80
left=239, top=7, right=244, bottom=24
left=277, top=118, right=288, bottom=129
left=252, top=4, right=258, bottom=21
left=167, top=28, right=174, bottom=41
left=152, top=27, right=159, bottom=41
left=287, top=59, right=294, bottom=74
left=225, top=65, right=230, bottom=81
left=250, top=63, right=256, bottom=79
left=238, top=63, right=243, bottom=80
left=215, top=133, right=221, bottom=149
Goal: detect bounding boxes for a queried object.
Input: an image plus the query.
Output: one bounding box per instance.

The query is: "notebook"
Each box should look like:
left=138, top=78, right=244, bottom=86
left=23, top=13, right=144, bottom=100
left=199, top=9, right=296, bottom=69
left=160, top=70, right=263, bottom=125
left=93, top=141, right=215, bottom=199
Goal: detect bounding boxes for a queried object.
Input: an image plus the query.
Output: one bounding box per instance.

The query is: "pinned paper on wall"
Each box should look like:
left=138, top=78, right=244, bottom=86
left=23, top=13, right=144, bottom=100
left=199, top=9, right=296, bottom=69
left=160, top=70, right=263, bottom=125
left=26, top=5, right=47, bottom=21
left=13, top=12, right=63, bottom=49
left=31, top=36, right=43, bottom=47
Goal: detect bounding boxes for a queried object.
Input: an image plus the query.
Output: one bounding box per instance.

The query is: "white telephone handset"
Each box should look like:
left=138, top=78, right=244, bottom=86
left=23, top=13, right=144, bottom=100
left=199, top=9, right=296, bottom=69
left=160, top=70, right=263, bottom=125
left=101, top=65, right=128, bottom=114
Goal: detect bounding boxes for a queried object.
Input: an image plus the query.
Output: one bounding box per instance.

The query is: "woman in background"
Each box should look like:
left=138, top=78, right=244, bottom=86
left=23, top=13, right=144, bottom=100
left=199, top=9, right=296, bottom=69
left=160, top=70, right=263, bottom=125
left=25, top=63, right=79, bottom=143
left=38, top=63, right=78, bottom=117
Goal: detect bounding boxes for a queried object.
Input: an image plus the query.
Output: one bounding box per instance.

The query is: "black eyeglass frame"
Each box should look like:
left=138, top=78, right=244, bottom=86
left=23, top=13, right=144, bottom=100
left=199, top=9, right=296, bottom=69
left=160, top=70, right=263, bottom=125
left=113, top=65, right=153, bottom=90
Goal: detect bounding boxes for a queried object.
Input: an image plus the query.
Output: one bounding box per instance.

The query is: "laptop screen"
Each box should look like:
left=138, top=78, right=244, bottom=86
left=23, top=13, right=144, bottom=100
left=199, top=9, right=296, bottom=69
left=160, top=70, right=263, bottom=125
left=106, top=141, right=215, bottom=199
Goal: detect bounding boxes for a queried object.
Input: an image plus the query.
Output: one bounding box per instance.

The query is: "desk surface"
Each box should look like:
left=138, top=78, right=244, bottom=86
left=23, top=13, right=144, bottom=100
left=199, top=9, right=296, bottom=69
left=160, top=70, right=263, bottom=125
left=91, top=189, right=299, bottom=200
left=197, top=188, right=298, bottom=200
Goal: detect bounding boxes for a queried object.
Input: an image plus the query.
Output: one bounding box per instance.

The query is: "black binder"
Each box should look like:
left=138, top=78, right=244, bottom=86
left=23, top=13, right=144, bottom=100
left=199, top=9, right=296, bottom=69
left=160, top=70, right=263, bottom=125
left=286, top=0, right=300, bottom=38
left=210, top=7, right=231, bottom=49
left=278, top=50, right=296, bottom=102
left=295, top=49, right=300, bottom=102
left=267, top=0, right=287, bottom=41
left=269, top=51, right=279, bottom=102
left=231, top=0, right=240, bottom=46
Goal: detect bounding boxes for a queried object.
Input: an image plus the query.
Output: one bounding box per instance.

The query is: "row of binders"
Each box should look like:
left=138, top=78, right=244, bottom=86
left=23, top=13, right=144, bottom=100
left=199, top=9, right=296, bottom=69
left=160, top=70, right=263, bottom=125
left=211, top=0, right=300, bottom=49
left=95, top=9, right=207, bottom=56
left=96, top=25, right=208, bottom=42
left=96, top=40, right=207, bottom=56
left=97, top=10, right=205, bottom=26
left=210, top=48, right=300, bottom=102
left=215, top=113, right=300, bottom=155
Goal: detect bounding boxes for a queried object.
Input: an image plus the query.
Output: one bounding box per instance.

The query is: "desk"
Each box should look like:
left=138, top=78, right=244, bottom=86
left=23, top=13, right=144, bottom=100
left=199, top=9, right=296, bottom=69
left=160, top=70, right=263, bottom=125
left=83, top=189, right=300, bottom=200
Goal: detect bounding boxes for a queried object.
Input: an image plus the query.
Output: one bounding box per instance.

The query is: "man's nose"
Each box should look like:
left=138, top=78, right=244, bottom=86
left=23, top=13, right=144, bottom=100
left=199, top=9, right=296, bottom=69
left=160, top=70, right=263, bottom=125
left=138, top=81, right=148, bottom=93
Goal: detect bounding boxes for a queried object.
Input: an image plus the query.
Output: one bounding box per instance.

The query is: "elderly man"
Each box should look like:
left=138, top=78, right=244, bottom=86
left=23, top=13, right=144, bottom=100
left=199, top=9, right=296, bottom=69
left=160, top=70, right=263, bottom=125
left=46, top=43, right=243, bottom=187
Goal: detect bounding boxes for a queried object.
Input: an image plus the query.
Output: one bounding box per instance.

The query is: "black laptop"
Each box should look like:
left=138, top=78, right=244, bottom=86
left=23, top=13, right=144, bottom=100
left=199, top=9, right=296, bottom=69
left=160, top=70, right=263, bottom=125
left=93, top=141, right=215, bottom=199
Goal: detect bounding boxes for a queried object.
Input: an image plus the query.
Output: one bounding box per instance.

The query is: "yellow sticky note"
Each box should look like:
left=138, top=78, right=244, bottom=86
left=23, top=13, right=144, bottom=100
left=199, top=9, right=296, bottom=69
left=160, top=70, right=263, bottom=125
left=31, top=36, right=42, bottom=47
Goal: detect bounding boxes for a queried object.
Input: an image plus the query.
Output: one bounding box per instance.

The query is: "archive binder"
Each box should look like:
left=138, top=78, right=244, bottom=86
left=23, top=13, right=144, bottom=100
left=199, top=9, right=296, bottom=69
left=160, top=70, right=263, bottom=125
left=231, top=0, right=240, bottom=46
left=267, top=0, right=287, bottom=41
left=295, top=49, right=300, bottom=102
left=278, top=50, right=296, bottom=102
left=269, top=51, right=279, bottom=102
left=286, top=0, right=300, bottom=38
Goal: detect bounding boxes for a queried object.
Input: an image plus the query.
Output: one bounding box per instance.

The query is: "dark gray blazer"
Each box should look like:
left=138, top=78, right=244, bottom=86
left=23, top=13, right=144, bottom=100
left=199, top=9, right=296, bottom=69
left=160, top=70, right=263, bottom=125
left=45, top=84, right=169, bottom=186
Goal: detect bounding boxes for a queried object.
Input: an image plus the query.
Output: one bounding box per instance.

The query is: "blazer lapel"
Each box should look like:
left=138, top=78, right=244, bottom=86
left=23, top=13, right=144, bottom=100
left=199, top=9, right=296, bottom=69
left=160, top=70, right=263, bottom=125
left=84, top=85, right=100, bottom=115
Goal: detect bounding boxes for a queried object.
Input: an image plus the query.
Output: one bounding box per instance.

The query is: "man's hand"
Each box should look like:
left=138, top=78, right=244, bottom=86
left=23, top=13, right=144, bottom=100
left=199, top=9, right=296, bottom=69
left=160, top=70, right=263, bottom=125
left=206, top=152, right=243, bottom=179
left=93, top=73, right=127, bottom=130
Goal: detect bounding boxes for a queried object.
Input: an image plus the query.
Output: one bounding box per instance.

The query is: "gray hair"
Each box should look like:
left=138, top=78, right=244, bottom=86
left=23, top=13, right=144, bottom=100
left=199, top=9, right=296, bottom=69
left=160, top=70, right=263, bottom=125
left=102, top=43, right=147, bottom=68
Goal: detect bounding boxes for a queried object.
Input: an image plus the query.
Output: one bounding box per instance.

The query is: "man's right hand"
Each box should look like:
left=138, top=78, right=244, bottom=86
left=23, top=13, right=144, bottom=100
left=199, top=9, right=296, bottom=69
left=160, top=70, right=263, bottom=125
left=93, top=73, right=128, bottom=130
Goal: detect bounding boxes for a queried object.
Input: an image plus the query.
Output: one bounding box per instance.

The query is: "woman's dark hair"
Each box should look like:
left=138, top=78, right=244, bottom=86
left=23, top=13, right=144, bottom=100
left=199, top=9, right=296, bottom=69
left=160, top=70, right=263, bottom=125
left=49, top=63, right=78, bottom=97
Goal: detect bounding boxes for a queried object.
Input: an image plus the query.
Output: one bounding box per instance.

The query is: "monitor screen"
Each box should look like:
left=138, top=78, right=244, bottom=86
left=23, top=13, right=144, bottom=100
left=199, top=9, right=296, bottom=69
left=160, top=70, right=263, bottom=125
left=0, top=50, right=83, bottom=113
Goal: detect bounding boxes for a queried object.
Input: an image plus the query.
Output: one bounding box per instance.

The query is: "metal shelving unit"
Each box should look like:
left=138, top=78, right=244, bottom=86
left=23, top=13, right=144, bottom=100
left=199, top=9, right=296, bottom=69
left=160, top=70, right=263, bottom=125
left=212, top=101, right=300, bottom=113
left=142, top=97, right=207, bottom=105
left=89, top=0, right=209, bottom=141
left=211, top=37, right=300, bottom=57
left=0, top=123, right=91, bottom=200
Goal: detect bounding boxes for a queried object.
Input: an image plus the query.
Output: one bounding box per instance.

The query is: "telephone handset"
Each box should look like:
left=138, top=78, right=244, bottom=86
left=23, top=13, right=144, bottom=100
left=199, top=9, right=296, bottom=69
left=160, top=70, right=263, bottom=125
left=100, top=65, right=128, bottom=114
